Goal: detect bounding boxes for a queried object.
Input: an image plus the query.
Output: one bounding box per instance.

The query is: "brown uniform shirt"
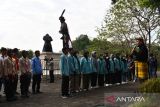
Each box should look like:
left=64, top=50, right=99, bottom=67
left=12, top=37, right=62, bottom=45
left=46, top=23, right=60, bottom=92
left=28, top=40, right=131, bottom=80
left=19, top=57, right=31, bottom=75
left=4, top=57, right=16, bottom=76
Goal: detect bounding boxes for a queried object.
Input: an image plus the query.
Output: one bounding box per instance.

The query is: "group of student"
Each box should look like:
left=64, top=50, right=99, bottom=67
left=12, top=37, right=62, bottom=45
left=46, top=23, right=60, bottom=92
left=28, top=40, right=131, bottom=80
left=0, top=47, right=43, bottom=102
left=0, top=46, right=157, bottom=101
left=59, top=47, right=137, bottom=98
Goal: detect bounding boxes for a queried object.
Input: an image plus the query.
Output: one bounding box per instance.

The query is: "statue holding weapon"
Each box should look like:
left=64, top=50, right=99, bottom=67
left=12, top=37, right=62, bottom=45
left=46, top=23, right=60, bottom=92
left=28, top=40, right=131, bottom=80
left=59, top=9, right=72, bottom=49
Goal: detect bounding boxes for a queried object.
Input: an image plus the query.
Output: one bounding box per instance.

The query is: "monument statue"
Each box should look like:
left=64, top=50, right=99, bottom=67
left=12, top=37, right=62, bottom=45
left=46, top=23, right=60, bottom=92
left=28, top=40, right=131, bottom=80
left=59, top=9, right=72, bottom=49
left=42, top=34, right=53, bottom=52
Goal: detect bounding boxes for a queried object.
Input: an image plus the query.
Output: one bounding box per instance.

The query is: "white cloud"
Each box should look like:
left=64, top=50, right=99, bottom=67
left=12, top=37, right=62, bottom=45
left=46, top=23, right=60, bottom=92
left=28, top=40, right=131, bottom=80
left=0, top=0, right=111, bottom=52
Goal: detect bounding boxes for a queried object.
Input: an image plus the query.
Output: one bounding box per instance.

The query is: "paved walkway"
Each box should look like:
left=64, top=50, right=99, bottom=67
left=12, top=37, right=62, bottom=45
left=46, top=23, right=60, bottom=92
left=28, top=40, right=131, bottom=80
left=0, top=76, right=139, bottom=107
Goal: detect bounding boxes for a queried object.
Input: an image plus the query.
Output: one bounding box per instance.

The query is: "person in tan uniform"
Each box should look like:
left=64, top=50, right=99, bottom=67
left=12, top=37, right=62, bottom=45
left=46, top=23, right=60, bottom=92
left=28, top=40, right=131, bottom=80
left=12, top=48, right=19, bottom=94
left=4, top=49, right=17, bottom=101
left=0, top=47, right=7, bottom=96
left=19, top=50, right=31, bottom=98
left=0, top=56, right=3, bottom=97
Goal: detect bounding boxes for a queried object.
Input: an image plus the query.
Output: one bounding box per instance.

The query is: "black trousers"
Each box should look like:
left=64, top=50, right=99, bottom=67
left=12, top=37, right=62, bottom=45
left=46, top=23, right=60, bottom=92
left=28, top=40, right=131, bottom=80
left=98, top=74, right=104, bottom=87
left=20, top=73, right=31, bottom=95
left=117, top=70, right=122, bottom=84
left=49, top=70, right=54, bottom=82
left=109, top=73, right=116, bottom=84
left=105, top=73, right=110, bottom=84
left=82, top=74, right=90, bottom=90
left=0, top=78, right=2, bottom=91
left=32, top=74, right=41, bottom=92
left=13, top=74, right=18, bottom=93
left=4, top=77, right=15, bottom=100
left=91, top=72, right=97, bottom=87
left=61, top=75, right=69, bottom=96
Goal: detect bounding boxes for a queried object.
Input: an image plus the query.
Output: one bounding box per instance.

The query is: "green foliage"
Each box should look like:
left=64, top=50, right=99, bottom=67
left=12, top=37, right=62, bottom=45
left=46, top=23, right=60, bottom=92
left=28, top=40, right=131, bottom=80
left=129, top=96, right=160, bottom=107
left=72, top=35, right=131, bottom=55
left=72, top=34, right=90, bottom=52
left=129, top=78, right=160, bottom=107
left=111, top=0, right=118, bottom=4
left=138, top=0, right=160, bottom=9
left=87, top=38, right=111, bottom=54
left=139, top=78, right=160, bottom=93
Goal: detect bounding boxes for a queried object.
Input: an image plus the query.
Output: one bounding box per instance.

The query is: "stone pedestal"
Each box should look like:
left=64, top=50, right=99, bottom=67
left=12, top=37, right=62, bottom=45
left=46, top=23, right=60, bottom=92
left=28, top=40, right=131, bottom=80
left=40, top=52, right=61, bottom=75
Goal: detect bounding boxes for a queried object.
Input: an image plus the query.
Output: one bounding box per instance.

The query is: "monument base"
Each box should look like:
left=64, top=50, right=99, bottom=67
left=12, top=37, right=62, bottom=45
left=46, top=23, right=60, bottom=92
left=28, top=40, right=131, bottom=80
left=40, top=52, right=61, bottom=75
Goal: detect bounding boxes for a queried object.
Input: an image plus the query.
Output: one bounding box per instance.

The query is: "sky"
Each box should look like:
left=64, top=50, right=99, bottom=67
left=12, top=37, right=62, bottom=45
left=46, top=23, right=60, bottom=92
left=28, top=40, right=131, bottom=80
left=0, top=0, right=111, bottom=52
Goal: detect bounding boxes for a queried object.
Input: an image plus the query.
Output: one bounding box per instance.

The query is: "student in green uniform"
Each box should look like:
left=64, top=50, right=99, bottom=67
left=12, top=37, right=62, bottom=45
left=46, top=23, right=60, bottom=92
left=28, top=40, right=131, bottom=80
left=90, top=51, right=98, bottom=88
left=80, top=50, right=92, bottom=91
left=109, top=54, right=115, bottom=84
left=59, top=48, right=70, bottom=98
left=97, top=54, right=106, bottom=87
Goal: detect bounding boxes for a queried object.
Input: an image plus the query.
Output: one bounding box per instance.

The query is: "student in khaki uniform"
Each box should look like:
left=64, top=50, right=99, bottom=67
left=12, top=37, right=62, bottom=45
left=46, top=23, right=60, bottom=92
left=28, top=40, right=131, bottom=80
left=12, top=48, right=19, bottom=95
left=19, top=50, right=31, bottom=98
left=0, top=47, right=7, bottom=95
left=4, top=49, right=17, bottom=101
left=0, top=56, right=3, bottom=97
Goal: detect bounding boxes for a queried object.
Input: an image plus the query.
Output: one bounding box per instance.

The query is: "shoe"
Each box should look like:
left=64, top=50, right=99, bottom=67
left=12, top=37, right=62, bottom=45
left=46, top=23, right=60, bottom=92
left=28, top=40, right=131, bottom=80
left=32, top=91, right=36, bottom=94
left=61, top=95, right=68, bottom=99
left=28, top=91, right=31, bottom=94
left=21, top=95, right=26, bottom=98
left=26, top=94, right=30, bottom=98
left=83, top=89, right=87, bottom=91
left=7, top=96, right=17, bottom=102
left=105, top=84, right=109, bottom=86
left=15, top=92, right=20, bottom=95
left=75, top=90, right=79, bottom=93
left=36, top=91, right=43, bottom=94
left=116, top=83, right=120, bottom=85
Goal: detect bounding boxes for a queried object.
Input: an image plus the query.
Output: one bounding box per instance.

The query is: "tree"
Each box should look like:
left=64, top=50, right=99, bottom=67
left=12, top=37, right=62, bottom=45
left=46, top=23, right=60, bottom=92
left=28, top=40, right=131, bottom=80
left=138, top=0, right=160, bottom=13
left=98, top=0, right=160, bottom=53
left=111, top=0, right=118, bottom=4
left=72, top=34, right=90, bottom=52
left=88, top=38, right=111, bottom=54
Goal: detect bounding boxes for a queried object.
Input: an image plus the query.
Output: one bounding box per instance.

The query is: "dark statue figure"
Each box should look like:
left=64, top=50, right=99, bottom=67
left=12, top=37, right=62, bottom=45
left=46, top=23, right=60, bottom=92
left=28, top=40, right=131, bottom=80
left=59, top=9, right=72, bottom=49
left=42, top=34, right=53, bottom=52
